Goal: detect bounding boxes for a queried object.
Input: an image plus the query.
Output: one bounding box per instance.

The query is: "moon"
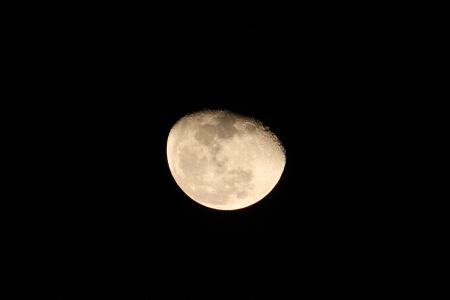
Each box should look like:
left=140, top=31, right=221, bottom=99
left=166, top=110, right=286, bottom=210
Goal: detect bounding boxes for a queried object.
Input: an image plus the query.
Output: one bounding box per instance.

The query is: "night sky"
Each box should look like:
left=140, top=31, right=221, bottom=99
left=19, top=2, right=391, bottom=296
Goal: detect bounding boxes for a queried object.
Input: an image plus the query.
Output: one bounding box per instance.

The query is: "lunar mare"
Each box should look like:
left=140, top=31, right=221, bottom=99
left=167, top=110, right=285, bottom=210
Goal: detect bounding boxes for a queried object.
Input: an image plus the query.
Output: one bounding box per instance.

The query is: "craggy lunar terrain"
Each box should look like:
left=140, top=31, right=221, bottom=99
left=167, top=110, right=286, bottom=210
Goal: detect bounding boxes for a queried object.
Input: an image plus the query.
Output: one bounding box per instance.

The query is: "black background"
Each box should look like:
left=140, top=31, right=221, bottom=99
left=18, top=2, right=392, bottom=296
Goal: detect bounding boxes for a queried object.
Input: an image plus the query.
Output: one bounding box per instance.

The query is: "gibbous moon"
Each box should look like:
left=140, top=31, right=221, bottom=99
left=167, top=110, right=286, bottom=210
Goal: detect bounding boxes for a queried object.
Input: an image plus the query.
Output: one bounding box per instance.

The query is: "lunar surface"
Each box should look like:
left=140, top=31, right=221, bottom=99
left=167, top=110, right=286, bottom=210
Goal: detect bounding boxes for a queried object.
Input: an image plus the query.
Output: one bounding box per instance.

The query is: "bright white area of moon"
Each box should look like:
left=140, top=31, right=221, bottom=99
left=167, top=110, right=286, bottom=210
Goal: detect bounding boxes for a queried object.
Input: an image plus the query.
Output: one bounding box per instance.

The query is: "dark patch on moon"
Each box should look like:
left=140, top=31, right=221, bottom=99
left=194, top=112, right=239, bottom=146
left=229, top=168, right=253, bottom=182
left=212, top=156, right=227, bottom=173
left=216, top=112, right=239, bottom=139
left=194, top=124, right=214, bottom=145
left=225, top=168, right=253, bottom=199
left=245, top=122, right=257, bottom=133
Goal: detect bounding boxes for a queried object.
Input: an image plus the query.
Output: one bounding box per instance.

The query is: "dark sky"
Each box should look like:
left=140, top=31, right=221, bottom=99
left=19, top=2, right=392, bottom=296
